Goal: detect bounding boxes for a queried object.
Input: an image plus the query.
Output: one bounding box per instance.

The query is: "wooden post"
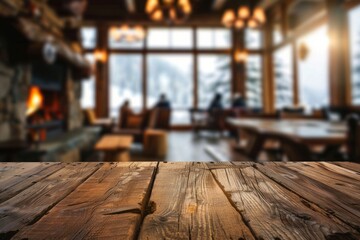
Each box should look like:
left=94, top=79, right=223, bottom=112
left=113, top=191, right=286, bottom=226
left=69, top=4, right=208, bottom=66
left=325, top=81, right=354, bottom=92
left=326, top=0, right=351, bottom=108
left=263, top=10, right=275, bottom=113
left=95, top=22, right=109, bottom=118
left=233, top=29, right=246, bottom=97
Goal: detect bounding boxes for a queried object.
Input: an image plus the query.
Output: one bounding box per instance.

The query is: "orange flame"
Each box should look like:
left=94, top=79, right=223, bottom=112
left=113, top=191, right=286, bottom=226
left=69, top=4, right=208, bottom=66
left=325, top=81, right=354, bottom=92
left=27, top=86, right=43, bottom=116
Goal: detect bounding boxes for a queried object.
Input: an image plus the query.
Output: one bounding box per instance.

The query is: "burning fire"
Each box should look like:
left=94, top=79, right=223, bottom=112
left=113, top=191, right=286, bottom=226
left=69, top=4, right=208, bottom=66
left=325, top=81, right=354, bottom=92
left=27, top=86, right=44, bottom=116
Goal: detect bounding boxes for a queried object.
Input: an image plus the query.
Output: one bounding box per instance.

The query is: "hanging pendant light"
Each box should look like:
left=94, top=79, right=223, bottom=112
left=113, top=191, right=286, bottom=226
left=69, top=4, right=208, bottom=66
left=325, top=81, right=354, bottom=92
left=221, top=2, right=266, bottom=30
left=146, top=0, right=192, bottom=24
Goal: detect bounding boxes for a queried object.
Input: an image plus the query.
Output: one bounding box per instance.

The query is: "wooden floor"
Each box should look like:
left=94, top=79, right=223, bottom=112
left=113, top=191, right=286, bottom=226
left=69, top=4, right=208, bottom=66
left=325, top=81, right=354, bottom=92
left=131, top=131, right=237, bottom=162
left=1, top=162, right=360, bottom=239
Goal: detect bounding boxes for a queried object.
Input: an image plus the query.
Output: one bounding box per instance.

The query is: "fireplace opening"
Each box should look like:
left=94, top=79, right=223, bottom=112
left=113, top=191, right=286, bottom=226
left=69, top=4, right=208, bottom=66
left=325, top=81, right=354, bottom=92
left=26, top=63, right=67, bottom=142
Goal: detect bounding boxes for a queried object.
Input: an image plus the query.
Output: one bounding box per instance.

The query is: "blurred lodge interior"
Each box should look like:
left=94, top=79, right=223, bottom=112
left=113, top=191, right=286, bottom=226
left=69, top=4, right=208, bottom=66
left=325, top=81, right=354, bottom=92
left=1, top=0, right=360, bottom=239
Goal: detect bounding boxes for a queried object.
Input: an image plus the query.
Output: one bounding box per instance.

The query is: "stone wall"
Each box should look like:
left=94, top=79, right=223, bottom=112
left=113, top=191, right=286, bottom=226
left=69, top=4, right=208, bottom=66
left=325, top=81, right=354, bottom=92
left=0, top=36, right=31, bottom=142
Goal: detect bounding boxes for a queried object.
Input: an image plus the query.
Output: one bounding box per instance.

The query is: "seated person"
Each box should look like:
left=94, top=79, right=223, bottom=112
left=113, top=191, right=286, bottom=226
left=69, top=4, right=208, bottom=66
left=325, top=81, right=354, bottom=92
left=232, top=93, right=246, bottom=108
left=119, top=100, right=138, bottom=129
left=155, top=94, right=171, bottom=109
left=208, top=93, right=223, bottom=112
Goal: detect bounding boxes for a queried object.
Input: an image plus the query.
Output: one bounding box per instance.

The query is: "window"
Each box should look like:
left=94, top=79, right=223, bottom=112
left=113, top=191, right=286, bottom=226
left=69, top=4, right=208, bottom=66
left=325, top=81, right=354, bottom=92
left=198, top=55, right=232, bottom=108
left=349, top=5, right=360, bottom=105
left=81, top=54, right=96, bottom=109
left=147, top=54, right=193, bottom=125
left=297, top=25, right=329, bottom=110
left=273, top=23, right=283, bottom=45
left=274, top=45, right=293, bottom=109
left=108, top=26, right=144, bottom=49
left=246, top=55, right=262, bottom=108
left=109, top=54, right=143, bottom=118
left=147, top=54, right=193, bottom=108
left=197, top=28, right=232, bottom=49
left=147, top=28, right=193, bottom=49
left=245, top=29, right=262, bottom=49
left=81, top=27, right=97, bottom=49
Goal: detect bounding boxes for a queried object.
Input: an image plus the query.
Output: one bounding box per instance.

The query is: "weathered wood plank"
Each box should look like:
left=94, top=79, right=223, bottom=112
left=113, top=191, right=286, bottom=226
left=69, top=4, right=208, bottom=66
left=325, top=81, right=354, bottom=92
left=283, top=162, right=360, bottom=199
left=333, top=162, right=360, bottom=173
left=256, top=162, right=360, bottom=231
left=0, top=163, right=64, bottom=203
left=0, top=162, right=101, bottom=238
left=211, top=165, right=358, bottom=239
left=13, top=162, right=157, bottom=240
left=139, top=163, right=255, bottom=240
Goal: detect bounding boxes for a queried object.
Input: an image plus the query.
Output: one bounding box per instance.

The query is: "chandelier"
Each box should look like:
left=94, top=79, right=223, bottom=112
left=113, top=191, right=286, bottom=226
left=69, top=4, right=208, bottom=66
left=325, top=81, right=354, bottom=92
left=221, top=3, right=266, bottom=29
left=109, top=25, right=146, bottom=43
left=146, top=0, right=192, bottom=24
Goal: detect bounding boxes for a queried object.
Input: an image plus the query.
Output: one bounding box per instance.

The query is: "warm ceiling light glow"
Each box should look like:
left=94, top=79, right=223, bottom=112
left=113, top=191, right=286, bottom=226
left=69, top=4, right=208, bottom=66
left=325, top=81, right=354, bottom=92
left=238, top=6, right=250, bottom=19
left=182, top=3, right=192, bottom=14
left=222, top=10, right=236, bottom=27
left=27, top=87, right=44, bottom=116
left=170, top=8, right=177, bottom=20
left=94, top=50, right=107, bottom=63
left=134, top=25, right=146, bottom=39
left=109, top=27, right=121, bottom=41
left=235, top=50, right=248, bottom=63
left=146, top=0, right=158, bottom=13
left=234, top=19, right=245, bottom=29
left=146, top=0, right=191, bottom=24
left=248, top=18, right=258, bottom=28
left=254, top=7, right=266, bottom=24
left=151, top=9, right=163, bottom=21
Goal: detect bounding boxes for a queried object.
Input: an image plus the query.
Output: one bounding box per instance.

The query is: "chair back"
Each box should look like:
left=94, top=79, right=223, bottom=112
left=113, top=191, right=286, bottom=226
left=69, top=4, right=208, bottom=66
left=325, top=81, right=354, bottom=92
left=348, top=114, right=360, bottom=162
left=154, top=108, right=171, bottom=130
left=83, top=109, right=96, bottom=125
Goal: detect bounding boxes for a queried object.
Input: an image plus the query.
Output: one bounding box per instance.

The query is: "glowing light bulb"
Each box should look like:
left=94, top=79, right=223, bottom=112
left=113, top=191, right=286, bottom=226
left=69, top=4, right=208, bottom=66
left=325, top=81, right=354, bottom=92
left=151, top=9, right=163, bottom=21
left=254, top=7, right=266, bottom=24
left=248, top=18, right=258, bottom=28
left=222, top=10, right=235, bottom=27
left=238, top=6, right=250, bottom=19
left=234, top=50, right=248, bottom=63
left=234, top=19, right=245, bottom=29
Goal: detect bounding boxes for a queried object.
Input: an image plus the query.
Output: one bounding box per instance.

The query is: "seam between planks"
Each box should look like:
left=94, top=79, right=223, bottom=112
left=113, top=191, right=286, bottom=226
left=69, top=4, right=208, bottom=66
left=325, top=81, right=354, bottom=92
left=134, top=162, right=160, bottom=240
left=253, top=163, right=360, bottom=233
left=20, top=163, right=103, bottom=229
left=0, top=163, right=64, bottom=204
left=208, top=165, right=259, bottom=240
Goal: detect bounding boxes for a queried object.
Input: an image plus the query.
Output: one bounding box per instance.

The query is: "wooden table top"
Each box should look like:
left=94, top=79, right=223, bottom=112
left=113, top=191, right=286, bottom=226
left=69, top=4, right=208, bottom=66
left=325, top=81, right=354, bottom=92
left=228, top=118, right=347, bottom=145
left=1, top=162, right=360, bottom=239
left=95, top=135, right=133, bottom=151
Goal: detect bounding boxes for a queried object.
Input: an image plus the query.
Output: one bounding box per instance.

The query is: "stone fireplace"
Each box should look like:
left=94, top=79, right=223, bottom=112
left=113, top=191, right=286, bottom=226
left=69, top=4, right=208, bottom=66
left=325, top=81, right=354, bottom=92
left=0, top=0, right=100, bottom=162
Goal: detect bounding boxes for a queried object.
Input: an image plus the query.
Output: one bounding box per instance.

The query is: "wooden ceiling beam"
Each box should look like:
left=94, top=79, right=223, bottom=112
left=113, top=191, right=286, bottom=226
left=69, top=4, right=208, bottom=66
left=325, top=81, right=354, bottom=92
left=125, top=0, right=136, bottom=13
left=212, top=0, right=227, bottom=10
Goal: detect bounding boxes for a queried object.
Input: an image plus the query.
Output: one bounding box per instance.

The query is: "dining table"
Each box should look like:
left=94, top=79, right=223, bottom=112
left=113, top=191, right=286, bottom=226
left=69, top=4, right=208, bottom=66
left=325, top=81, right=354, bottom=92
left=0, top=162, right=359, bottom=239
left=227, top=118, right=347, bottom=146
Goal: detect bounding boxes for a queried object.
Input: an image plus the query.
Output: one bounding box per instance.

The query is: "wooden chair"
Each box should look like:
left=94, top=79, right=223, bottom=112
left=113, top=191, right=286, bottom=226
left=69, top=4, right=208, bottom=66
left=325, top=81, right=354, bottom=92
left=153, top=108, right=171, bottom=130
left=348, top=114, right=360, bottom=162
left=190, top=109, right=228, bottom=134
left=114, top=109, right=157, bottom=144
left=83, top=109, right=113, bottom=133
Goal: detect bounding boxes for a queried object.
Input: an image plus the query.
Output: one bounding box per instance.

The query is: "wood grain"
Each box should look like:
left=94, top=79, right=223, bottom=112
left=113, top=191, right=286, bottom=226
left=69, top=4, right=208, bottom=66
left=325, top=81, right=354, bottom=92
left=211, top=165, right=358, bottom=239
left=256, top=162, right=360, bottom=231
left=139, top=163, right=255, bottom=240
left=0, top=163, right=101, bottom=237
left=0, top=163, right=63, bottom=203
left=13, top=162, right=157, bottom=240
